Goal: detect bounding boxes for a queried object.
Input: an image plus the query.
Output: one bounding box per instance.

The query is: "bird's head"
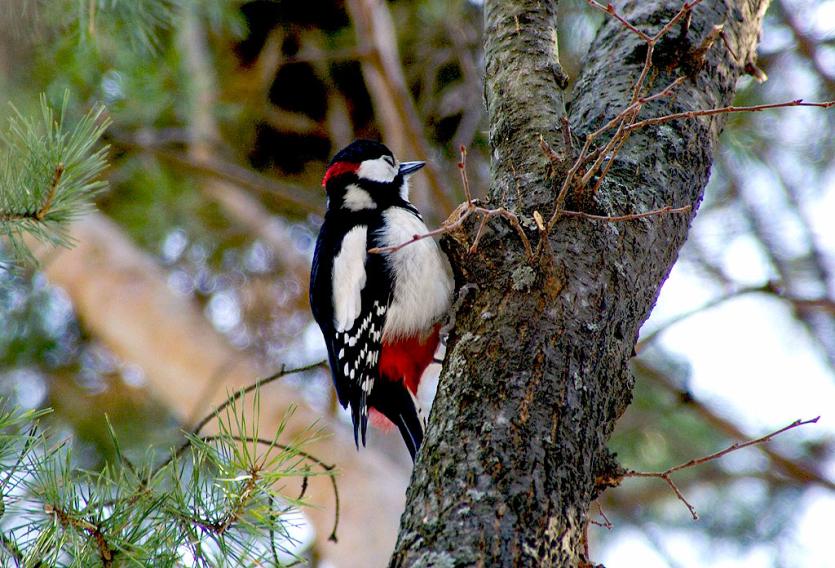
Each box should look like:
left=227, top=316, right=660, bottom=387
left=321, top=140, right=425, bottom=211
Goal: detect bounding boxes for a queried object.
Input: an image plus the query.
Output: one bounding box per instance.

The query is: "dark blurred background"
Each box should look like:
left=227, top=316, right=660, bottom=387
left=0, top=0, right=833, bottom=566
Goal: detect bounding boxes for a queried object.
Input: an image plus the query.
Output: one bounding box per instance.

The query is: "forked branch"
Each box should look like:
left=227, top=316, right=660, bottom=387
left=623, top=417, right=820, bottom=520
left=541, top=1, right=833, bottom=247
left=369, top=147, right=534, bottom=259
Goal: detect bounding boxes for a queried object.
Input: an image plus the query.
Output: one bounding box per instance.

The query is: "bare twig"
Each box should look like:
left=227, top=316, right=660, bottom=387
left=469, top=213, right=490, bottom=254
left=543, top=73, right=688, bottom=236
left=624, top=417, right=821, bottom=519
left=368, top=203, right=534, bottom=259
left=151, top=361, right=339, bottom=541
left=580, top=113, right=635, bottom=188
left=544, top=136, right=593, bottom=235
left=151, top=361, right=328, bottom=476
left=458, top=145, right=473, bottom=206
left=369, top=149, right=534, bottom=258
left=543, top=1, right=833, bottom=247
left=583, top=0, right=651, bottom=42
left=368, top=206, right=473, bottom=255
left=188, top=361, right=327, bottom=436
left=580, top=75, right=688, bottom=187
left=652, top=0, right=706, bottom=42
left=36, top=163, right=64, bottom=220
left=589, top=501, right=613, bottom=529
left=790, top=297, right=835, bottom=315
left=560, top=204, right=692, bottom=223
left=544, top=1, right=708, bottom=234
left=625, top=99, right=835, bottom=132
left=635, top=359, right=835, bottom=492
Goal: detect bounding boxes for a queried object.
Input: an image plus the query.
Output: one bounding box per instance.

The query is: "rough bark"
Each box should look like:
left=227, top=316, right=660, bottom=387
left=391, top=1, right=768, bottom=566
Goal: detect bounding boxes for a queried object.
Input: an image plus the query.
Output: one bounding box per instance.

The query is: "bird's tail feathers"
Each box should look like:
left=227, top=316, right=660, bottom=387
left=369, top=379, right=425, bottom=461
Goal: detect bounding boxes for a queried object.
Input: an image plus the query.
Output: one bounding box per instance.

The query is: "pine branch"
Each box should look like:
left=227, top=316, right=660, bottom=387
left=0, top=383, right=332, bottom=565
left=0, top=92, right=110, bottom=264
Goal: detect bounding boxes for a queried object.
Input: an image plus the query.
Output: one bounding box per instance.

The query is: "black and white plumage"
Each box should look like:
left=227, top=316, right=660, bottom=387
left=309, top=140, right=453, bottom=460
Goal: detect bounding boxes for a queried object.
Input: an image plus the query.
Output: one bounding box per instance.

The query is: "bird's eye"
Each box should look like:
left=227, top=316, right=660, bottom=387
left=384, top=156, right=395, bottom=167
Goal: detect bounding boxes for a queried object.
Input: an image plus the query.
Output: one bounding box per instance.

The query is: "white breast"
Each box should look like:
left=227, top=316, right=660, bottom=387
left=377, top=208, right=453, bottom=340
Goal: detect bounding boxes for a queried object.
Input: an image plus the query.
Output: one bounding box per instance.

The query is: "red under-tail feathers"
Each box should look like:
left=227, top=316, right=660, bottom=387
left=369, top=324, right=441, bottom=430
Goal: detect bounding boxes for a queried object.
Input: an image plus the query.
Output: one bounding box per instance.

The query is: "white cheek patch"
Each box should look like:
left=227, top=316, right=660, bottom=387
left=400, top=176, right=411, bottom=201
left=343, top=184, right=377, bottom=210
left=357, top=156, right=397, bottom=183
left=332, top=226, right=368, bottom=332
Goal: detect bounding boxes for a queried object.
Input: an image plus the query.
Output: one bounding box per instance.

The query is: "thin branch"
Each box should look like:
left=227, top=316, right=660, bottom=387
left=580, top=75, right=688, bottom=186
left=583, top=1, right=651, bottom=42
left=580, top=113, right=634, bottom=188
left=469, top=213, right=490, bottom=254
left=368, top=206, right=474, bottom=255
left=369, top=203, right=534, bottom=259
left=146, top=361, right=340, bottom=542
left=188, top=361, right=327, bottom=437
left=588, top=128, right=630, bottom=195
left=624, top=417, right=821, bottom=519
left=636, top=359, right=835, bottom=492
left=544, top=73, right=687, bottom=236
left=150, top=361, right=327, bottom=479
left=368, top=147, right=533, bottom=258
left=458, top=145, right=473, bottom=207
left=790, top=297, right=835, bottom=315
left=625, top=99, right=835, bottom=132
left=652, top=0, right=706, bottom=42
left=544, top=0, right=814, bottom=240
left=544, top=136, right=593, bottom=234
left=589, top=501, right=613, bottom=529
left=671, top=417, right=816, bottom=476
left=584, top=0, right=703, bottom=49
left=560, top=204, right=691, bottom=223
left=630, top=41, right=655, bottom=104
left=490, top=208, right=534, bottom=258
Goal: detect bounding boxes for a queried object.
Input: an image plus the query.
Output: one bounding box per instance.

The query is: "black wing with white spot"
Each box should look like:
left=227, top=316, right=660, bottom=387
left=309, top=216, right=392, bottom=448
left=332, top=295, right=389, bottom=445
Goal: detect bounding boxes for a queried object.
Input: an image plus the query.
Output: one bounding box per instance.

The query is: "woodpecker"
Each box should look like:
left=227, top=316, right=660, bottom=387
left=309, top=140, right=453, bottom=460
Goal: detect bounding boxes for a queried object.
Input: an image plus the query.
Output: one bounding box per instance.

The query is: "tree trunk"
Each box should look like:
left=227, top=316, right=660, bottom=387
left=391, top=1, right=768, bottom=566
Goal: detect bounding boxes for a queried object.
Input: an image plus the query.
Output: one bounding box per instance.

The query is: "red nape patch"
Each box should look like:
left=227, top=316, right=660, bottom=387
left=379, top=326, right=442, bottom=394
left=322, top=161, right=358, bottom=187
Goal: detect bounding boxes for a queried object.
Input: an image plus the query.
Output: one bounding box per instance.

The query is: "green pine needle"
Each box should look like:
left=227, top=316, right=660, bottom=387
left=0, top=91, right=111, bottom=265
left=0, top=395, right=329, bottom=566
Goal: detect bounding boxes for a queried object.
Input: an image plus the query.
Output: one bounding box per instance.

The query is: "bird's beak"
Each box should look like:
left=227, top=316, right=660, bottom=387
left=398, top=161, right=425, bottom=176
